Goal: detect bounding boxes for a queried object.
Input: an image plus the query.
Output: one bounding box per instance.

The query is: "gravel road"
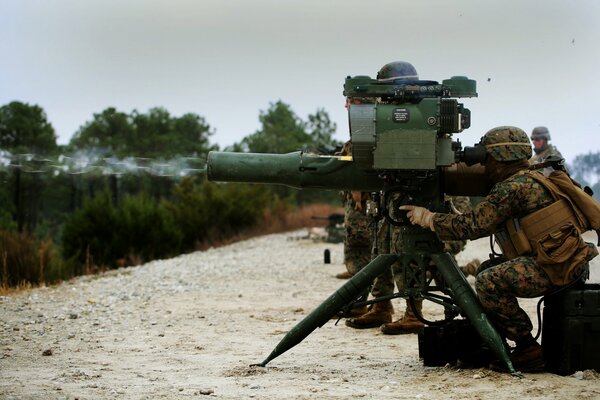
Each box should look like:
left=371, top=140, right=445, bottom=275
left=1, top=231, right=599, bottom=399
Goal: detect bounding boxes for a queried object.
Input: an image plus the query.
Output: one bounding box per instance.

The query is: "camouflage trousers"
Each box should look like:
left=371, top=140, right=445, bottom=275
left=344, top=245, right=371, bottom=275
left=343, top=201, right=372, bottom=275
left=475, top=256, right=553, bottom=341
left=370, top=220, right=463, bottom=308
left=370, top=219, right=394, bottom=297
left=368, top=220, right=425, bottom=309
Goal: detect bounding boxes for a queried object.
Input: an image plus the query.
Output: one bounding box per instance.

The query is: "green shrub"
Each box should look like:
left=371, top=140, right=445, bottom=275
left=61, top=191, right=121, bottom=268
left=61, top=191, right=184, bottom=268
left=117, top=195, right=183, bottom=263
left=165, top=178, right=271, bottom=248
left=43, top=244, right=78, bottom=284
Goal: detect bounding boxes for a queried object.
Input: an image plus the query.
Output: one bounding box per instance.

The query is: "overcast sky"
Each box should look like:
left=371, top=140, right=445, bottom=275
left=1, top=0, right=599, bottom=162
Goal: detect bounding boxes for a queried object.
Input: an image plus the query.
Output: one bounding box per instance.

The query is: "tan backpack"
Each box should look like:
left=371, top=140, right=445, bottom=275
left=496, top=169, right=600, bottom=285
left=528, top=170, right=600, bottom=233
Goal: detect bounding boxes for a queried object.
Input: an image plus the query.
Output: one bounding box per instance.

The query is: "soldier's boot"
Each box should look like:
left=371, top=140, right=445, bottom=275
left=335, top=271, right=353, bottom=279
left=460, top=259, right=481, bottom=277
left=345, top=300, right=393, bottom=329
left=490, top=335, right=545, bottom=373
left=380, top=300, right=425, bottom=335
left=510, top=342, right=545, bottom=372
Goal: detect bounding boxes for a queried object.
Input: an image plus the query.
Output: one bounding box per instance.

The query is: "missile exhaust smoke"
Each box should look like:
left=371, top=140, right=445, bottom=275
left=0, top=149, right=207, bottom=178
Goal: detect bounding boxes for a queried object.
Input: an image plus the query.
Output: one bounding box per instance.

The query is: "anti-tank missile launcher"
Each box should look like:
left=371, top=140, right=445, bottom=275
left=207, top=73, right=516, bottom=374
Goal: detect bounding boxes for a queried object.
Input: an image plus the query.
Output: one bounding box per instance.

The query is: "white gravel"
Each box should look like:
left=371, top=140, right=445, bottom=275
left=1, top=230, right=599, bottom=399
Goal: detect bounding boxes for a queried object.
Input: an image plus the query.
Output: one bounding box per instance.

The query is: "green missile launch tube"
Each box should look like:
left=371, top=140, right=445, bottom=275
left=207, top=151, right=385, bottom=191
left=254, top=254, right=399, bottom=367
left=431, top=252, right=516, bottom=374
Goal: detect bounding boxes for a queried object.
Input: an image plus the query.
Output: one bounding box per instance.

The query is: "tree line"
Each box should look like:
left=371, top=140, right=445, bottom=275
left=0, top=100, right=341, bottom=288
left=2, top=99, right=599, bottom=289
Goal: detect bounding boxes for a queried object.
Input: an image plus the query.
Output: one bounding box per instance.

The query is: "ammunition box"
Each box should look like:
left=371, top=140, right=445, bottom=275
left=542, top=283, right=600, bottom=375
left=418, top=319, right=493, bottom=368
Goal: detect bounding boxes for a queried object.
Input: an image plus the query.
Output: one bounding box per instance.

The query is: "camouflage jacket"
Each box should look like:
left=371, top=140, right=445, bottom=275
left=432, top=172, right=555, bottom=241
left=529, top=144, right=563, bottom=165
left=442, top=196, right=471, bottom=255
left=434, top=170, right=600, bottom=285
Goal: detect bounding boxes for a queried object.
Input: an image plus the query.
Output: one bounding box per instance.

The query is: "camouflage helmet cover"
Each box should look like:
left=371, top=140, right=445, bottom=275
left=531, top=126, right=551, bottom=141
left=480, top=126, right=532, bottom=162
left=377, top=61, right=419, bottom=81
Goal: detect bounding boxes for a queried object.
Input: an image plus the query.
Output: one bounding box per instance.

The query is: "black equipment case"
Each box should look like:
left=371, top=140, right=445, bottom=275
left=418, top=319, right=493, bottom=368
left=542, top=283, right=600, bottom=375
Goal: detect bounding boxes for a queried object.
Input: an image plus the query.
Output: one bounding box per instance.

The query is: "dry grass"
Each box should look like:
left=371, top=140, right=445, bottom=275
left=0, top=280, right=33, bottom=296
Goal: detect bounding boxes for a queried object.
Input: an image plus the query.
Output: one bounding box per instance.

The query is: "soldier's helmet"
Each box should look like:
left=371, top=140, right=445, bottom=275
left=481, top=126, right=532, bottom=162
left=531, top=126, right=551, bottom=141
left=376, top=61, right=419, bottom=82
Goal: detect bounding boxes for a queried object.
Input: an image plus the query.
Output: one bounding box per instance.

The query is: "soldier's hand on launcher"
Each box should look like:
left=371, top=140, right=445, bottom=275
left=399, top=205, right=435, bottom=230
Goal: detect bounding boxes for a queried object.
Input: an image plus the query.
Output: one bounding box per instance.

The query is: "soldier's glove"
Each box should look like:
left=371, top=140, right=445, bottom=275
left=398, top=205, right=435, bottom=231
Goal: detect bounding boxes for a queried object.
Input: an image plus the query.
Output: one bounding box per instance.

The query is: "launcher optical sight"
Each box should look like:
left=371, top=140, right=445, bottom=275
left=343, top=75, right=476, bottom=170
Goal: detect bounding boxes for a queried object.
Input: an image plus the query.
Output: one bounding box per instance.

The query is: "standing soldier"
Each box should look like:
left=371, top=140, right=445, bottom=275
left=529, top=126, right=563, bottom=163
left=345, top=194, right=474, bottom=334
left=346, top=61, right=422, bottom=332
left=337, top=188, right=372, bottom=281
left=335, top=140, right=373, bottom=288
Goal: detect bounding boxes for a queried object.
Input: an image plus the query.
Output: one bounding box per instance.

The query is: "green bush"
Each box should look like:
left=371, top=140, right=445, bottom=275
left=165, top=178, right=271, bottom=248
left=118, top=195, right=182, bottom=263
left=61, top=191, right=184, bottom=268
left=61, top=191, right=121, bottom=269
left=43, top=245, right=78, bottom=284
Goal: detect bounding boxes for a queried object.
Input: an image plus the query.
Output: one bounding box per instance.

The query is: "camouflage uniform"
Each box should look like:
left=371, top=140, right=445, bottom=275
left=442, top=195, right=470, bottom=256
left=529, top=126, right=564, bottom=176
left=434, top=173, right=555, bottom=340
left=529, top=143, right=563, bottom=165
left=342, top=191, right=372, bottom=275
left=529, top=143, right=565, bottom=176
left=335, top=140, right=373, bottom=277
left=432, top=127, right=593, bottom=342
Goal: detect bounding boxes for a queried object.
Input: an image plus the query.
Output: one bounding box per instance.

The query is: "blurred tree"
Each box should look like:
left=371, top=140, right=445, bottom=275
left=171, top=112, right=219, bottom=156
left=306, top=108, right=341, bottom=150
left=68, top=107, right=219, bottom=208
left=130, top=107, right=172, bottom=157
left=0, top=101, right=58, bottom=154
left=231, top=101, right=342, bottom=205
left=69, top=107, right=217, bottom=158
left=0, top=101, right=58, bottom=232
left=0, top=173, right=16, bottom=230
left=234, top=101, right=339, bottom=153
left=240, top=101, right=311, bottom=153
left=68, top=107, right=133, bottom=156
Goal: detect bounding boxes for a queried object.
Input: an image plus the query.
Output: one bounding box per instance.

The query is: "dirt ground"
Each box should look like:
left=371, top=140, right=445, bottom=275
left=1, top=230, right=599, bottom=399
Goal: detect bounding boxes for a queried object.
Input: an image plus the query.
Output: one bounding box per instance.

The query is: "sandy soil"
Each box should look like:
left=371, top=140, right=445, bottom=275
left=1, top=230, right=599, bottom=399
